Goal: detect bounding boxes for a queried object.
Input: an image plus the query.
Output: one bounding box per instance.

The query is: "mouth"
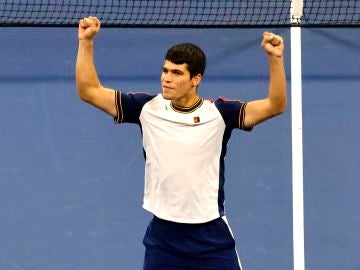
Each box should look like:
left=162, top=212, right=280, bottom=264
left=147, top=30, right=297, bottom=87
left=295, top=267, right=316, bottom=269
left=162, top=86, right=175, bottom=95
left=162, top=86, right=174, bottom=99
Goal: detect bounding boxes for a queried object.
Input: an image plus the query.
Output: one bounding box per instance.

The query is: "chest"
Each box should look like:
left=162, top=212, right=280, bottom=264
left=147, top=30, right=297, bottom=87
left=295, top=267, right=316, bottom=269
left=140, top=104, right=226, bottom=145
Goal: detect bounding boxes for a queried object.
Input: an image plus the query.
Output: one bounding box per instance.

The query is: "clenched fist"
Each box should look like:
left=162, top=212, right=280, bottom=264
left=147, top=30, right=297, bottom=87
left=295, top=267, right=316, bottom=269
left=261, top=32, right=284, bottom=57
left=78, top=16, right=101, bottom=41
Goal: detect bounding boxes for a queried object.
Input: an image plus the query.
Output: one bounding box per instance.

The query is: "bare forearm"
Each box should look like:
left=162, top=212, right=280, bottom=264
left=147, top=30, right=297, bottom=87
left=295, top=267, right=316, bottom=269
left=76, top=39, right=101, bottom=101
left=243, top=32, right=287, bottom=128
left=267, top=55, right=287, bottom=115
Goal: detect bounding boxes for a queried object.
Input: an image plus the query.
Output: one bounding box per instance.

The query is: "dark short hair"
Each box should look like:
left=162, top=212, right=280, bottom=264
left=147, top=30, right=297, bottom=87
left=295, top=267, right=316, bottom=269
left=165, top=43, right=206, bottom=78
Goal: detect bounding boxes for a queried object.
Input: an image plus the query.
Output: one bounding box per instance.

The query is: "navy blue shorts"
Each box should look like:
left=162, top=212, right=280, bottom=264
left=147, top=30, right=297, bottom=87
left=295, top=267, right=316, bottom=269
left=143, top=216, right=242, bottom=270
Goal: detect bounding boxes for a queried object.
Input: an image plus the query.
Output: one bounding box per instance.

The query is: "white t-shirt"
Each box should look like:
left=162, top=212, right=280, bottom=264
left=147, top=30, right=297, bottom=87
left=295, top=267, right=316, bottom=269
left=115, top=92, right=251, bottom=223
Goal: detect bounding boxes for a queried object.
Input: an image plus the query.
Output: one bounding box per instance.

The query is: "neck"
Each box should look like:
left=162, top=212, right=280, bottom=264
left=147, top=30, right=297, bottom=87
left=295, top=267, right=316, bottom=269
left=171, top=94, right=200, bottom=108
left=170, top=96, right=203, bottom=113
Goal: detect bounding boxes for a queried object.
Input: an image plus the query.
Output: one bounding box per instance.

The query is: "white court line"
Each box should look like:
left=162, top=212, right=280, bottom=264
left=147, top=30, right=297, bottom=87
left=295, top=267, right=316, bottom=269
left=291, top=26, right=305, bottom=270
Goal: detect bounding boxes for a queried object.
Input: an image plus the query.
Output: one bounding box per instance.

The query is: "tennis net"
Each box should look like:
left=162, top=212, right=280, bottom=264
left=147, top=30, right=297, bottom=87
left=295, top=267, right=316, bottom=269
left=0, top=1, right=359, bottom=27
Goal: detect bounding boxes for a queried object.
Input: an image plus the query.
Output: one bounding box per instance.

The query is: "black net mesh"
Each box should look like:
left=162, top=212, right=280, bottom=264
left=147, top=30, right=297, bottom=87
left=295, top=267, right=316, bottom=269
left=0, top=1, right=359, bottom=27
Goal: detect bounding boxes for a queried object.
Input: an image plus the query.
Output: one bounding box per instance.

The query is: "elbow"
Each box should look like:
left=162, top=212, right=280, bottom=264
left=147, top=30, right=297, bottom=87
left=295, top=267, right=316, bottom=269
left=76, top=78, right=100, bottom=103
left=75, top=71, right=101, bottom=102
left=76, top=84, right=87, bottom=101
left=271, top=98, right=287, bottom=117
left=76, top=76, right=86, bottom=100
left=76, top=84, right=93, bottom=103
left=278, top=99, right=287, bottom=114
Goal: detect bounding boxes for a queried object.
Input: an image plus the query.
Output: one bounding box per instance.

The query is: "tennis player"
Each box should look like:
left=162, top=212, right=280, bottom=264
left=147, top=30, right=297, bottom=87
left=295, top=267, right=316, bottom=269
left=76, top=16, right=286, bottom=270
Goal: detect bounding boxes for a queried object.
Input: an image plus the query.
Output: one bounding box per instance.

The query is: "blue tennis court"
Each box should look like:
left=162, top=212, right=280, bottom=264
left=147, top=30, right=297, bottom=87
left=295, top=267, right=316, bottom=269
left=0, top=8, right=359, bottom=270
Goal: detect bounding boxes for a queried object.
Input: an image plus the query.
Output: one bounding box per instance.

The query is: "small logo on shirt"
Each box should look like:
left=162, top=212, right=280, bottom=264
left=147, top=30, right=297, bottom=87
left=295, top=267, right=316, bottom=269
left=193, top=116, right=200, bottom=123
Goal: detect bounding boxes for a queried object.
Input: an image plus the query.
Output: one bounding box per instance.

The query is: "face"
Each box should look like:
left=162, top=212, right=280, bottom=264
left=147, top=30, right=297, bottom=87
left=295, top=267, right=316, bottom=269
left=161, top=60, right=201, bottom=105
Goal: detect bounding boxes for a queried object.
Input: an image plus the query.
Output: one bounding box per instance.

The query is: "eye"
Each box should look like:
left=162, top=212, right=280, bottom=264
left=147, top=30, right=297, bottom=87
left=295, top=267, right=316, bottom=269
left=173, top=70, right=183, bottom=75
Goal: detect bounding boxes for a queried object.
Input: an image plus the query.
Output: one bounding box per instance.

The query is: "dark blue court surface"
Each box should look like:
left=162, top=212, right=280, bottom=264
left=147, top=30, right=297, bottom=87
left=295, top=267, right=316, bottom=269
left=0, top=26, right=358, bottom=270
left=302, top=27, right=360, bottom=270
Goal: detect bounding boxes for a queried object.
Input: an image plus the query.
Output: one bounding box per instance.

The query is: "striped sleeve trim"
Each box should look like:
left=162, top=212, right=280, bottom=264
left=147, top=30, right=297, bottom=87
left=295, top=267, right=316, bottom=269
left=114, top=90, right=123, bottom=124
left=239, top=102, right=253, bottom=131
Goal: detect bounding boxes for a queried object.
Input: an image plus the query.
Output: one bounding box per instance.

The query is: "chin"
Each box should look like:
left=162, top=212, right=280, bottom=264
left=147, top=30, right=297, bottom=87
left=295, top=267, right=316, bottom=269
left=162, top=92, right=173, bottom=100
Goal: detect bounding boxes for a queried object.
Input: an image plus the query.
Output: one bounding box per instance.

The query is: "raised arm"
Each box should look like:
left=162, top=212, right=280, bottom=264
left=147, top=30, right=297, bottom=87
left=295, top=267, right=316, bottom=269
left=244, top=32, right=287, bottom=128
left=76, top=16, right=117, bottom=117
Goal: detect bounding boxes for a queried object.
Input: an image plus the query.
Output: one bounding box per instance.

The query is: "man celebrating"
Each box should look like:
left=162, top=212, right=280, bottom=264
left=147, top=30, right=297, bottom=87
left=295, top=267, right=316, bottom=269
left=76, top=16, right=286, bottom=270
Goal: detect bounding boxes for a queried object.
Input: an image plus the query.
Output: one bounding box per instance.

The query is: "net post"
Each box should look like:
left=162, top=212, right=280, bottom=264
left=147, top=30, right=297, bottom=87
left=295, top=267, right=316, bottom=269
left=290, top=1, right=305, bottom=270
left=291, top=0, right=304, bottom=25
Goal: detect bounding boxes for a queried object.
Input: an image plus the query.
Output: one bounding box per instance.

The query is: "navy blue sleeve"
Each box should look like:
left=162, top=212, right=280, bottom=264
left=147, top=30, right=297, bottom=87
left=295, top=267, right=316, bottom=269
left=114, top=91, right=156, bottom=124
left=214, top=97, right=253, bottom=131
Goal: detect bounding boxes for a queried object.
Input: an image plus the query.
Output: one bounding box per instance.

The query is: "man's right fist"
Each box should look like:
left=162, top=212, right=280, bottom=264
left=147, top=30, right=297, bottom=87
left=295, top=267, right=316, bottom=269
left=78, top=16, right=101, bottom=41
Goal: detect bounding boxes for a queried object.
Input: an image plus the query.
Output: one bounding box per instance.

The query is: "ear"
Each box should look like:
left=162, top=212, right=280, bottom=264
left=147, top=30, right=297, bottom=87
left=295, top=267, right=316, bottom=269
left=191, top=74, right=202, bottom=87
